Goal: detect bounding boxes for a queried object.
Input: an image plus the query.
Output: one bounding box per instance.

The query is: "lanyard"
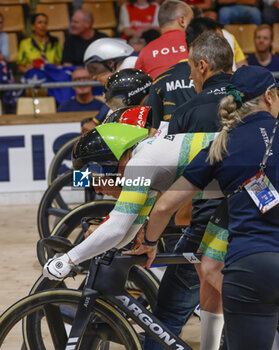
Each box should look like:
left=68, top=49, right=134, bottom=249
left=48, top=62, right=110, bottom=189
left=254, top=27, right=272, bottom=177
left=228, top=117, right=279, bottom=198
left=31, top=37, right=48, bottom=58
left=260, top=118, right=279, bottom=171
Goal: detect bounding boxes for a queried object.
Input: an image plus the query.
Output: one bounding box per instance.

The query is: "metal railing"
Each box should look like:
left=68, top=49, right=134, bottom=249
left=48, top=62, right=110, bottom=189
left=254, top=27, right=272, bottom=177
left=1, top=71, right=279, bottom=91
left=0, top=80, right=102, bottom=91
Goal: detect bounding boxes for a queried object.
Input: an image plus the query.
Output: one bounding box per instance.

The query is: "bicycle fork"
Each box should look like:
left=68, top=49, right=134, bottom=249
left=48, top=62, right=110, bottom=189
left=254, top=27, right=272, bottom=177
left=64, top=258, right=101, bottom=350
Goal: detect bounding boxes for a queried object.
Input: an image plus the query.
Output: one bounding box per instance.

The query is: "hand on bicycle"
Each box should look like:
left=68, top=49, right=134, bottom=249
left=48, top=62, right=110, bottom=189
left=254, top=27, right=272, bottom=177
left=122, top=243, right=158, bottom=269
left=43, top=254, right=74, bottom=280
left=133, top=225, right=145, bottom=249
left=81, top=120, right=96, bottom=135
left=84, top=224, right=100, bottom=239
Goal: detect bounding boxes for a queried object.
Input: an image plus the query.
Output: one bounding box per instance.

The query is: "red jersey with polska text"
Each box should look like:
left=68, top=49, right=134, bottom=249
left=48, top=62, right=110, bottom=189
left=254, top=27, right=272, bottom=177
left=126, top=3, right=158, bottom=30
left=135, top=30, right=188, bottom=79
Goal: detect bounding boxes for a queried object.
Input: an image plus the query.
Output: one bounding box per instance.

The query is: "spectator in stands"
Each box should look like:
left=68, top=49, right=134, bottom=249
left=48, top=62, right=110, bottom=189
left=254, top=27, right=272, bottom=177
left=16, top=13, right=62, bottom=73
left=118, top=0, right=160, bottom=40
left=222, top=28, right=247, bottom=70
left=247, top=24, right=279, bottom=73
left=262, top=0, right=279, bottom=26
left=0, top=13, right=10, bottom=62
left=128, top=37, right=146, bottom=53
left=58, top=67, right=109, bottom=125
left=62, top=9, right=108, bottom=66
left=184, top=0, right=217, bottom=20
left=127, top=29, right=161, bottom=54
left=0, top=14, right=16, bottom=113
left=217, top=0, right=261, bottom=26
left=142, top=28, right=161, bottom=43
left=188, top=17, right=247, bottom=70
left=135, top=0, right=193, bottom=78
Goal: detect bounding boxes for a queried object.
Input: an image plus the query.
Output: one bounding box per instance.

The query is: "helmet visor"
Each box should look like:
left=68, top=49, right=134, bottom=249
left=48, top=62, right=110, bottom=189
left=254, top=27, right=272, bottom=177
left=89, top=162, right=118, bottom=176
left=86, top=61, right=110, bottom=76
left=105, top=96, right=126, bottom=110
left=73, top=158, right=118, bottom=175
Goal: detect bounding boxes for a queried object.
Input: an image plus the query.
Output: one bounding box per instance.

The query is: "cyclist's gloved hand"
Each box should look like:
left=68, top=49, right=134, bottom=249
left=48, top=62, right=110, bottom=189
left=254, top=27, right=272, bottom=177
left=43, top=254, right=74, bottom=280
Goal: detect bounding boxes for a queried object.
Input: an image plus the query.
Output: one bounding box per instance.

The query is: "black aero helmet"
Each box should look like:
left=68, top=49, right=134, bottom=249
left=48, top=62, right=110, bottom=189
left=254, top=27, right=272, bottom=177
left=104, top=69, right=152, bottom=109
left=72, top=123, right=148, bottom=173
left=103, top=105, right=152, bottom=128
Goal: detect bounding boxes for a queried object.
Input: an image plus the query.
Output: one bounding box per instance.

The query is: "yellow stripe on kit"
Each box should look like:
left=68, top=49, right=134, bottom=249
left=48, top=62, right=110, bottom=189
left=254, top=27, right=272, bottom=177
left=189, top=133, right=205, bottom=162
left=199, top=222, right=229, bottom=262
left=138, top=205, right=153, bottom=217
left=118, top=191, right=148, bottom=206
left=202, top=232, right=227, bottom=253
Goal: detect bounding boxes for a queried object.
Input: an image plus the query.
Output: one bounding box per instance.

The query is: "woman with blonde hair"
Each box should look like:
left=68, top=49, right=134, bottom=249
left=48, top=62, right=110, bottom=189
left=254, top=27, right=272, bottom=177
left=130, top=65, right=279, bottom=350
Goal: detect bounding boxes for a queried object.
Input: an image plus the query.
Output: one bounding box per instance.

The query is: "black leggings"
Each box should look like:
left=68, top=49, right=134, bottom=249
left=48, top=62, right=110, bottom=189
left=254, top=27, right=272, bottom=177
left=222, top=252, right=279, bottom=350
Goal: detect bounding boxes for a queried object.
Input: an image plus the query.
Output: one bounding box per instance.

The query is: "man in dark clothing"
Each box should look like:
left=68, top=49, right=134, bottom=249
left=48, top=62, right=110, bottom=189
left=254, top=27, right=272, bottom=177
left=144, top=31, right=233, bottom=350
left=146, top=59, right=196, bottom=134
left=58, top=67, right=109, bottom=126
left=247, top=24, right=279, bottom=79
left=168, top=74, right=230, bottom=133
left=62, top=9, right=108, bottom=66
left=169, top=17, right=232, bottom=133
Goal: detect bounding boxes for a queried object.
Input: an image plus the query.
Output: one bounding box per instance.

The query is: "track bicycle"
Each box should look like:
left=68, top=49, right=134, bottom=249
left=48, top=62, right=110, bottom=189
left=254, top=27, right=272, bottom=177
left=0, top=239, right=202, bottom=350
left=35, top=210, right=188, bottom=328
left=35, top=221, right=187, bottom=314
left=22, top=235, right=160, bottom=350
left=21, top=260, right=159, bottom=349
left=47, top=137, right=78, bottom=185
left=37, top=170, right=106, bottom=238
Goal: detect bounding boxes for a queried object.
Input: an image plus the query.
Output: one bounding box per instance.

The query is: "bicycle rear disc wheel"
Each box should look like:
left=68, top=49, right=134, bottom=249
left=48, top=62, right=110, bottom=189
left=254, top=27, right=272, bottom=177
left=48, top=137, right=78, bottom=185
left=38, top=171, right=100, bottom=238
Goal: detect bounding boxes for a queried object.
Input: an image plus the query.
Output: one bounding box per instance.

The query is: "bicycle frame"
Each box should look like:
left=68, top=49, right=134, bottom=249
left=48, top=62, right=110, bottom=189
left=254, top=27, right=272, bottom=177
left=65, top=249, right=202, bottom=350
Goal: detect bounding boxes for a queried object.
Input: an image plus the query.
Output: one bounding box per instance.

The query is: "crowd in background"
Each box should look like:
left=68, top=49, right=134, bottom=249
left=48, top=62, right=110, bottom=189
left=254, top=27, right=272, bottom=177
left=0, top=0, right=279, bottom=114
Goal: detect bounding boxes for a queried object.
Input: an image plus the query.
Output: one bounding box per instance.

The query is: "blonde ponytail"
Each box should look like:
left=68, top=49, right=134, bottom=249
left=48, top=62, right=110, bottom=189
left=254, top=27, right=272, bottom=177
left=208, top=95, right=240, bottom=163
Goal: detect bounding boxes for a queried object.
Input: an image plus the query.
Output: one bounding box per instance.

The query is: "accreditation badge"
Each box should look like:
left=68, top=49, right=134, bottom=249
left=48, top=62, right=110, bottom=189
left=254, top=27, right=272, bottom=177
left=243, top=171, right=279, bottom=214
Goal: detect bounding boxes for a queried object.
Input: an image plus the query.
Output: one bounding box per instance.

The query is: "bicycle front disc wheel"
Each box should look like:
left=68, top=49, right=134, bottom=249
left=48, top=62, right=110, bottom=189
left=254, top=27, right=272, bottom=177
left=0, top=289, right=142, bottom=350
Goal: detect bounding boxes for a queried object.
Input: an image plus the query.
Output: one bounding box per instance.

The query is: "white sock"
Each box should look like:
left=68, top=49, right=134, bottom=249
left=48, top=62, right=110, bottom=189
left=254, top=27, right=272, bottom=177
left=272, top=331, right=279, bottom=350
left=200, top=310, right=224, bottom=350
